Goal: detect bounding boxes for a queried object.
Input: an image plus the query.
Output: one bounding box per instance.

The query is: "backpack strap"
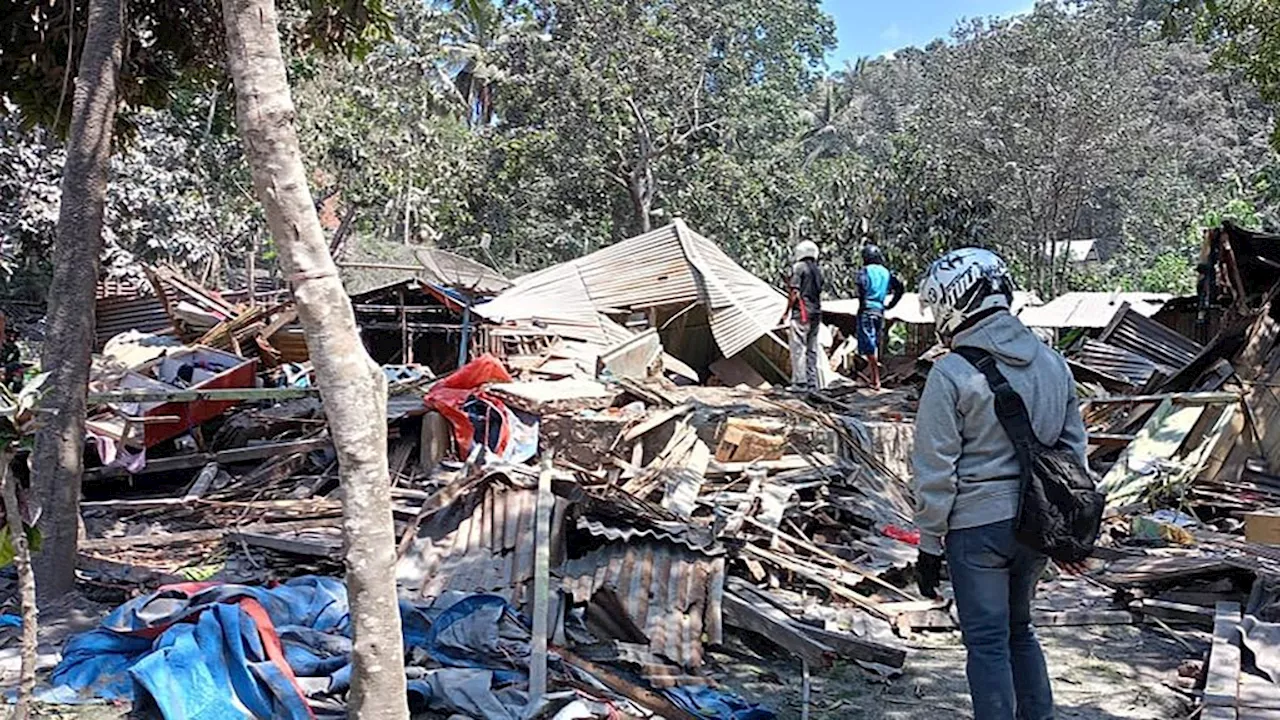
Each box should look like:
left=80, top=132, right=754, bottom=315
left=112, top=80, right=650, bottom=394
left=951, top=347, right=1039, bottom=469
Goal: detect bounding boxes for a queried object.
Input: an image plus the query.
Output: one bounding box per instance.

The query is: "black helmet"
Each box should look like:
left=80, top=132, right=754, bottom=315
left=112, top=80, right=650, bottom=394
left=862, top=244, right=885, bottom=265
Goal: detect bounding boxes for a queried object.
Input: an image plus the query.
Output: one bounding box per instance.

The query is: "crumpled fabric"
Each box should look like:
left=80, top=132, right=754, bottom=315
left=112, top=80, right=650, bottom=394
left=44, top=578, right=542, bottom=720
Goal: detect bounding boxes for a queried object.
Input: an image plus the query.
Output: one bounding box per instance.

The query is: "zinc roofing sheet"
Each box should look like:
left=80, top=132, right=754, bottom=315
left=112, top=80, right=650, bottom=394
left=1017, top=292, right=1171, bottom=329
left=560, top=539, right=725, bottom=669
left=474, top=220, right=788, bottom=359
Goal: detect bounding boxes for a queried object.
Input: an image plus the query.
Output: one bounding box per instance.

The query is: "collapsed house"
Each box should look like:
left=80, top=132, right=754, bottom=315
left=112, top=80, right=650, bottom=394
left=473, top=219, right=831, bottom=387
left=36, top=222, right=1280, bottom=720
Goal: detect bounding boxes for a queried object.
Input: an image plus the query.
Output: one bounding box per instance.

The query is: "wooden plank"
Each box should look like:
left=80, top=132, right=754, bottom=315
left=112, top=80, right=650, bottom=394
left=89, top=387, right=321, bottom=403
left=901, top=608, right=1136, bottom=630
left=798, top=624, right=907, bottom=669
left=707, top=454, right=832, bottom=477
left=1131, top=599, right=1215, bottom=628
left=623, top=403, right=694, bottom=442
left=1082, top=392, right=1241, bottom=406
left=230, top=530, right=340, bottom=558
left=745, top=545, right=885, bottom=618
left=1206, top=601, right=1243, bottom=708
left=528, top=458, right=554, bottom=711
left=183, top=463, right=219, bottom=502
left=560, top=650, right=701, bottom=720
left=86, top=437, right=332, bottom=480
left=722, top=592, right=835, bottom=668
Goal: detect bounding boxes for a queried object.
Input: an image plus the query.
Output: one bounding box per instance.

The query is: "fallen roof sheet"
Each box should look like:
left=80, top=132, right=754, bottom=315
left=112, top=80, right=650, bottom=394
left=475, top=220, right=787, bottom=359
left=340, top=245, right=511, bottom=297
left=561, top=540, right=726, bottom=670
left=823, top=291, right=1041, bottom=326
left=1017, top=292, right=1171, bottom=329
left=1097, top=302, right=1202, bottom=373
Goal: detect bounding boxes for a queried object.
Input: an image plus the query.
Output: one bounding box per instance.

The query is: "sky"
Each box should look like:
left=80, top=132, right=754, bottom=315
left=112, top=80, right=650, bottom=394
left=820, top=0, right=1035, bottom=67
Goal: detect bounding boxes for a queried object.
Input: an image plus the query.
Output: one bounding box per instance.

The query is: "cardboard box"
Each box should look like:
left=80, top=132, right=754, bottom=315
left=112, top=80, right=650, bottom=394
left=1244, top=508, right=1280, bottom=545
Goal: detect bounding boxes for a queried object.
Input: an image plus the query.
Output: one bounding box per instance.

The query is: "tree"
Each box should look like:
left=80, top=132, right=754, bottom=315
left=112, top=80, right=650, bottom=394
left=30, top=0, right=124, bottom=602
left=220, top=0, right=409, bottom=716
left=488, top=0, right=834, bottom=242
left=0, top=375, right=50, bottom=720
left=1184, top=0, right=1280, bottom=150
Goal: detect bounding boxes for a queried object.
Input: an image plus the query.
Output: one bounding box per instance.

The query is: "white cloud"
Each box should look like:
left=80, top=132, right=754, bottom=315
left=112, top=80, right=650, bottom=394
left=880, top=23, right=903, bottom=42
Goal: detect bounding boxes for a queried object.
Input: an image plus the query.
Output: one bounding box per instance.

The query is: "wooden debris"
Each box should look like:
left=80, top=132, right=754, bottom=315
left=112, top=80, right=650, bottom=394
left=722, top=591, right=836, bottom=668
left=1206, top=602, right=1243, bottom=709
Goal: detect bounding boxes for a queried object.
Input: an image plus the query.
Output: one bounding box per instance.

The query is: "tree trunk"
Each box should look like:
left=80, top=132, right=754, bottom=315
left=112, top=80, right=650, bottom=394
left=3, top=451, right=37, bottom=720
left=32, top=0, right=124, bottom=603
left=220, top=2, right=409, bottom=718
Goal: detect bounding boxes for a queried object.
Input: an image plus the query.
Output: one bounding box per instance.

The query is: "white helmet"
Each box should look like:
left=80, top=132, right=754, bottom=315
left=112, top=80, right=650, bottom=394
left=794, top=240, right=819, bottom=262
left=919, top=248, right=1015, bottom=337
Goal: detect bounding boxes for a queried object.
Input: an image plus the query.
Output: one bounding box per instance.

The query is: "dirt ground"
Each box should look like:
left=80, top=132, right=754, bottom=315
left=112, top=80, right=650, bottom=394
left=712, top=622, right=1202, bottom=720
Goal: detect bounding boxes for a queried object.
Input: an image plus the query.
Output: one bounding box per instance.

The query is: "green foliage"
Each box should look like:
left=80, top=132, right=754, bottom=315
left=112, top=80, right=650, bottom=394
left=1140, top=253, right=1198, bottom=294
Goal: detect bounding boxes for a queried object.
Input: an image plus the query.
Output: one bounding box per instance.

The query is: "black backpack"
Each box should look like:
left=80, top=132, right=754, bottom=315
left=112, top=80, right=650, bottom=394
left=954, top=347, right=1105, bottom=564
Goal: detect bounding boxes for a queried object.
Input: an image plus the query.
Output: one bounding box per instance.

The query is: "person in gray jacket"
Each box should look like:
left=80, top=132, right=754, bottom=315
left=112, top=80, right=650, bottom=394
left=913, top=248, right=1088, bottom=720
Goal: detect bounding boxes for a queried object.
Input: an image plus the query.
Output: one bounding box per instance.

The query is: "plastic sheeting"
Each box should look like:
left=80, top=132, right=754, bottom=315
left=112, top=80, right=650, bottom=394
left=45, top=578, right=773, bottom=720
left=45, top=580, right=540, bottom=720
left=425, top=353, right=538, bottom=462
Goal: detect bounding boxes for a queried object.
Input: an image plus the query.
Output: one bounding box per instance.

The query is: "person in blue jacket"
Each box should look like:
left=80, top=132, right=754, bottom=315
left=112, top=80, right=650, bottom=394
left=855, top=244, right=904, bottom=390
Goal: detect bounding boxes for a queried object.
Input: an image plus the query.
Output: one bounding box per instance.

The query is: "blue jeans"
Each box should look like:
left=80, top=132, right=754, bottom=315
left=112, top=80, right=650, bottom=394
left=946, top=519, right=1053, bottom=720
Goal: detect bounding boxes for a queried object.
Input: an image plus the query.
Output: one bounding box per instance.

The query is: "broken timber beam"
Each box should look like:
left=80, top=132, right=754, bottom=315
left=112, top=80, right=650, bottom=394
left=1205, top=602, right=1242, bottom=709
left=88, top=387, right=321, bottom=403
left=85, top=437, right=331, bottom=480
left=722, top=591, right=836, bottom=668
left=560, top=650, right=701, bottom=720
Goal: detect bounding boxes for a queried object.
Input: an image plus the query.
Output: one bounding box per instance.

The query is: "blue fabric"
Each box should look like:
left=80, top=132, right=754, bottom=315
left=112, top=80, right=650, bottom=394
left=45, top=578, right=539, bottom=720
left=946, top=519, right=1053, bottom=720
left=0, top=614, right=20, bottom=628
left=665, top=686, right=776, bottom=720
left=860, top=265, right=891, bottom=311
left=856, top=313, right=883, bottom=356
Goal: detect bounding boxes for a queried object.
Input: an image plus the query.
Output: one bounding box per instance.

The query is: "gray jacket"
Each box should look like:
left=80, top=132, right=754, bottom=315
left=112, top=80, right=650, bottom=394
left=911, top=311, right=1087, bottom=554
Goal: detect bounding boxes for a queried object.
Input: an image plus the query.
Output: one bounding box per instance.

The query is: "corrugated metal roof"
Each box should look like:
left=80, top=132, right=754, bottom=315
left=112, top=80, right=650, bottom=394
left=396, top=471, right=725, bottom=669
left=1099, top=303, right=1202, bottom=372
left=576, top=517, right=723, bottom=555
left=415, top=248, right=512, bottom=295
left=95, top=282, right=180, bottom=350
left=397, top=473, right=560, bottom=602
left=825, top=291, right=1042, bottom=326
left=1071, top=340, right=1159, bottom=388
left=1018, top=292, right=1171, bottom=329
left=561, top=540, right=725, bottom=669
left=475, top=220, right=788, bottom=360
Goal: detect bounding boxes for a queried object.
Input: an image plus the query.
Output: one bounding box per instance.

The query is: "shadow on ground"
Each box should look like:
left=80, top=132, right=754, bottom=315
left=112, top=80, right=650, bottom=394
left=711, top=623, right=1203, bottom=720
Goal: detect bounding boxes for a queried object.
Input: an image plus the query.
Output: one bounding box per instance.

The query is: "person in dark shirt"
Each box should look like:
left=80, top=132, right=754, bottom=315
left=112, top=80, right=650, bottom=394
left=780, top=239, right=823, bottom=390
left=855, top=244, right=904, bottom=391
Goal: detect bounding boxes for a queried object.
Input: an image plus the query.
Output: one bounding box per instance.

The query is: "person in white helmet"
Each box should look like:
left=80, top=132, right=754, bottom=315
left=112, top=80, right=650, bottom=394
left=779, top=239, right=823, bottom=390
left=912, top=248, right=1087, bottom=720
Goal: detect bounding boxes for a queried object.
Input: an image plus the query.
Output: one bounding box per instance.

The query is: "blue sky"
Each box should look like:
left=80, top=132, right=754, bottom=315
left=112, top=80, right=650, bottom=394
left=820, top=0, right=1035, bottom=67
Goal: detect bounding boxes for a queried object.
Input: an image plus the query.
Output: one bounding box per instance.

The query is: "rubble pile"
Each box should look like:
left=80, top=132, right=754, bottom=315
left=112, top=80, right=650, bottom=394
left=13, top=220, right=1280, bottom=718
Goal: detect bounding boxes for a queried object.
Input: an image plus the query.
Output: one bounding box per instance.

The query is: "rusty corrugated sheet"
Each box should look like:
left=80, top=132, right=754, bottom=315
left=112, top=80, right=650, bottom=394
left=95, top=282, right=179, bottom=349
left=561, top=539, right=725, bottom=669
left=397, top=475, right=567, bottom=605
left=1099, top=303, right=1202, bottom=373
left=1071, top=340, right=1159, bottom=388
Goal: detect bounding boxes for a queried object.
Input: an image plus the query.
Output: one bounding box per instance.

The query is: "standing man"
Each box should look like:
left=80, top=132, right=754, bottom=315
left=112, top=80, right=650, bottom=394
left=855, top=244, right=904, bottom=391
left=913, top=248, right=1087, bottom=720
left=780, top=239, right=823, bottom=391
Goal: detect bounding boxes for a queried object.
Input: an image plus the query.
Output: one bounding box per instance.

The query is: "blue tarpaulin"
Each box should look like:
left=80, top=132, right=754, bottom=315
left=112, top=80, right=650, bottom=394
left=44, top=579, right=538, bottom=719
left=43, top=577, right=773, bottom=720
